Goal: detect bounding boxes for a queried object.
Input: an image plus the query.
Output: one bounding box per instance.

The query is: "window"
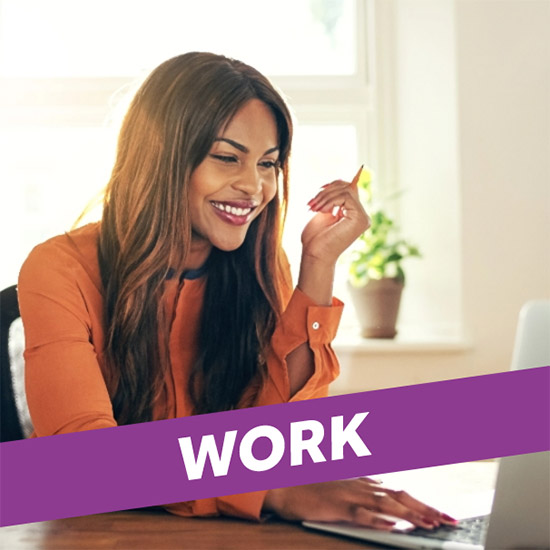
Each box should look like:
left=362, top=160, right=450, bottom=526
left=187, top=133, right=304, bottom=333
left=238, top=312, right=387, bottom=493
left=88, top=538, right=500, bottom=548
left=0, top=0, right=373, bottom=302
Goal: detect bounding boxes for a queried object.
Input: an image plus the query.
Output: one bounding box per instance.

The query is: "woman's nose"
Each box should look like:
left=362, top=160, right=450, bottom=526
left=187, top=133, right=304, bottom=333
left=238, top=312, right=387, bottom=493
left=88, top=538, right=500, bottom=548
left=233, top=165, right=262, bottom=196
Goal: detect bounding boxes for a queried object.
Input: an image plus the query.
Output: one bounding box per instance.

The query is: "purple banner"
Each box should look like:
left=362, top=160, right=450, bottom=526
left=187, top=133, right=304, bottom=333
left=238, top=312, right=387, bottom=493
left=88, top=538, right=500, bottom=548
left=1, top=367, right=549, bottom=527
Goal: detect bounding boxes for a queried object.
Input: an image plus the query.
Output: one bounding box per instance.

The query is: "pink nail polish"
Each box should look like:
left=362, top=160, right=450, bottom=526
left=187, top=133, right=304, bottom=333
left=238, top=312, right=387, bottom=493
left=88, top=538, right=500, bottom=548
left=442, top=513, right=459, bottom=524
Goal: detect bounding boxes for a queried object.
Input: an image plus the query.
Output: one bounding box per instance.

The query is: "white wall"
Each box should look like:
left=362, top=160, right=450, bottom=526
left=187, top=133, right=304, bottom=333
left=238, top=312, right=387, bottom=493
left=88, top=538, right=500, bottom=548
left=394, top=0, right=462, bottom=339
left=457, top=0, right=550, bottom=371
left=333, top=0, right=550, bottom=394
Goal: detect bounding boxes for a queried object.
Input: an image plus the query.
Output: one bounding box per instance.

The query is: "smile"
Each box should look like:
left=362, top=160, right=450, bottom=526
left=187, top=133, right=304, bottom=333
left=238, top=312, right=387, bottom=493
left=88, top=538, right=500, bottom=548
left=210, top=200, right=258, bottom=226
left=211, top=201, right=253, bottom=216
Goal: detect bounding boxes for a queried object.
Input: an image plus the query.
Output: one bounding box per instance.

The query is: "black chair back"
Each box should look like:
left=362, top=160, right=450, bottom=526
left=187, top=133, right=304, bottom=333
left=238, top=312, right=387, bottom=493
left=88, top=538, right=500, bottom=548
left=1, top=285, right=30, bottom=441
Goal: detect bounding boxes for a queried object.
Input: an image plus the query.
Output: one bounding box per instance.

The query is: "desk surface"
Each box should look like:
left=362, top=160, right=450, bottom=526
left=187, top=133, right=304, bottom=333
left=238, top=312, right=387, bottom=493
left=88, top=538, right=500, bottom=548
left=1, top=510, right=372, bottom=550
left=0, top=462, right=498, bottom=550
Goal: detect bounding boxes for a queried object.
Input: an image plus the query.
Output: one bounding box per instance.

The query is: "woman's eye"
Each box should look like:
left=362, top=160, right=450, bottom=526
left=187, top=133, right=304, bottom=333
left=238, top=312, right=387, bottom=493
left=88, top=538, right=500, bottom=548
left=211, top=154, right=237, bottom=164
left=260, top=160, right=279, bottom=169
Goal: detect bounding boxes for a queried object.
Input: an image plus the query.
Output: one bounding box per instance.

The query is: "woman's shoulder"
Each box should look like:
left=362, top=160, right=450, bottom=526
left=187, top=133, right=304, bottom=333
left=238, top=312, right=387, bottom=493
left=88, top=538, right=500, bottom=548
left=19, top=222, right=102, bottom=292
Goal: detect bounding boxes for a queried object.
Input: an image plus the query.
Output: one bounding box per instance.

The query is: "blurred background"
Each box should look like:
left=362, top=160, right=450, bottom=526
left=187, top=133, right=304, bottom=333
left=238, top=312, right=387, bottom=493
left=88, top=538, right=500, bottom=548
left=1, top=0, right=548, bottom=393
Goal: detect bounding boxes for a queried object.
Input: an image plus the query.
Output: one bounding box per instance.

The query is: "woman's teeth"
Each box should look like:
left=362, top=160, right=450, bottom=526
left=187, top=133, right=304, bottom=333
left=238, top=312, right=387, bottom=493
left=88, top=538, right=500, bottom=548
left=211, top=202, right=252, bottom=216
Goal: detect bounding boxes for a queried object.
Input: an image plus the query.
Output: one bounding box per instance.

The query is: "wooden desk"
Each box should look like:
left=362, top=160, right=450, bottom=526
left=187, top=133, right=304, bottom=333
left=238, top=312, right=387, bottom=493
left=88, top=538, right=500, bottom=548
left=0, top=510, right=372, bottom=550
left=0, top=462, right=498, bottom=550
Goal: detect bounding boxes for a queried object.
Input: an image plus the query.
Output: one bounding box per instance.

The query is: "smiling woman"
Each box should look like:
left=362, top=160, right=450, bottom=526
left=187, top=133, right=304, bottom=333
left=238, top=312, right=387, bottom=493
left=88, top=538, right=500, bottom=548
left=15, top=52, right=452, bottom=530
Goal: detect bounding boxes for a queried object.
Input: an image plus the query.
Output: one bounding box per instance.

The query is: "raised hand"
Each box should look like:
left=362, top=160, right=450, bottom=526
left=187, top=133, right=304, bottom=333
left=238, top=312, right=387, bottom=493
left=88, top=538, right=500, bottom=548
left=302, top=167, right=370, bottom=266
left=297, top=167, right=370, bottom=306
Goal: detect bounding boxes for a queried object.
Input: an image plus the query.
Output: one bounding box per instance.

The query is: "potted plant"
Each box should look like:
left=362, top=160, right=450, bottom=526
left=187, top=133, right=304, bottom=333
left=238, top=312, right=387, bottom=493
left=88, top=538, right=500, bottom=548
left=347, top=168, right=421, bottom=338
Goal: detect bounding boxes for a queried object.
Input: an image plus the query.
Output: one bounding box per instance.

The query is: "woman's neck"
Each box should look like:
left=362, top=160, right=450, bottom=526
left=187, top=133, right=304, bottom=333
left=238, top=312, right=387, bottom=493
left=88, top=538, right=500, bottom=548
left=184, top=236, right=212, bottom=271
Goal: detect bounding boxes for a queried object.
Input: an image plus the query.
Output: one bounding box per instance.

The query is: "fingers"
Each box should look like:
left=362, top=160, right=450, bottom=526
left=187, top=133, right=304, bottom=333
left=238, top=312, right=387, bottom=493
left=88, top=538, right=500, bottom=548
left=359, top=476, right=383, bottom=485
left=308, top=184, right=363, bottom=216
left=356, top=479, right=458, bottom=528
left=358, top=489, right=438, bottom=529
left=309, top=181, right=351, bottom=211
left=385, top=488, right=444, bottom=524
left=351, top=506, right=396, bottom=531
left=375, top=485, right=457, bottom=526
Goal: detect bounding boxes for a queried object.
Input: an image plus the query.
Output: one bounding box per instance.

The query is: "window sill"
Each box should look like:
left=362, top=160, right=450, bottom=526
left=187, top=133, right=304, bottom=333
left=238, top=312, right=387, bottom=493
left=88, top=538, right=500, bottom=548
left=333, top=328, right=472, bottom=355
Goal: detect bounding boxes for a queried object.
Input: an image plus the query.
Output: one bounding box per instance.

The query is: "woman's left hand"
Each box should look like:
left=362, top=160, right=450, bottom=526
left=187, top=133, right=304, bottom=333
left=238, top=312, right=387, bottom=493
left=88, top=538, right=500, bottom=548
left=296, top=170, right=370, bottom=307
left=302, top=174, right=370, bottom=266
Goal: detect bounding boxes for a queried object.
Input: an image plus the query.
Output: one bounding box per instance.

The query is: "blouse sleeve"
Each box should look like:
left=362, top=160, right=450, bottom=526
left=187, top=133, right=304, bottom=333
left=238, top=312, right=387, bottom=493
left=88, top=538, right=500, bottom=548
left=18, top=240, right=117, bottom=436
left=264, top=287, right=344, bottom=405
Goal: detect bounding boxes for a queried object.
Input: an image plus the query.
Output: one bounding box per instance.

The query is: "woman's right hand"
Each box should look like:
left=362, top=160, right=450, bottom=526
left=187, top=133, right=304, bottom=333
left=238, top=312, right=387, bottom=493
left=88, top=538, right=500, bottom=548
left=263, top=478, right=457, bottom=530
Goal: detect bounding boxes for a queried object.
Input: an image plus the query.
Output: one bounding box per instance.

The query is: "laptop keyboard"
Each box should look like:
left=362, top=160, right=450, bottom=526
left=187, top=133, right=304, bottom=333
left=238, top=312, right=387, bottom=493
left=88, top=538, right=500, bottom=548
left=408, top=515, right=489, bottom=545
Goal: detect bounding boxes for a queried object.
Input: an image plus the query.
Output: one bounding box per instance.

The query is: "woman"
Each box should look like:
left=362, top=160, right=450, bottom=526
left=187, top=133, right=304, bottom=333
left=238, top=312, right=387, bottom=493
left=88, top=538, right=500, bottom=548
left=18, top=52, right=454, bottom=529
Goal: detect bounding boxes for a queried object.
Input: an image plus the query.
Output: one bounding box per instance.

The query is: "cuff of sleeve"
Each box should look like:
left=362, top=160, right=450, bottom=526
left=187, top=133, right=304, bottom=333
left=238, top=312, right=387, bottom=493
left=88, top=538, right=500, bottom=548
left=271, top=288, right=344, bottom=357
left=306, top=296, right=344, bottom=345
left=165, top=493, right=267, bottom=521
left=164, top=499, right=218, bottom=518
left=215, top=490, right=268, bottom=521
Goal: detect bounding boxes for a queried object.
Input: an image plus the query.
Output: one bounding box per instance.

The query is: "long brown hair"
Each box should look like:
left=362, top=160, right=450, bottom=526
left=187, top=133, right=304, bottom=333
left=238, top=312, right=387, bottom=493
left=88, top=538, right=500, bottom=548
left=98, top=52, right=293, bottom=423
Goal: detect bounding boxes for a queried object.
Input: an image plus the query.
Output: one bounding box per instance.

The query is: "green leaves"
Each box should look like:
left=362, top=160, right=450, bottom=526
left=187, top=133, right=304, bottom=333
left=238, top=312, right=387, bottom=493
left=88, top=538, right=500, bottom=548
left=348, top=168, right=421, bottom=288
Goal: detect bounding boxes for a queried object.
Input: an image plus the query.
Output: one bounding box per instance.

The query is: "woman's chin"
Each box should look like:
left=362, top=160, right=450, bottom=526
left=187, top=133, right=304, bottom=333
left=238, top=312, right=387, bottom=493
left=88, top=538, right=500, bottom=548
left=193, top=225, right=250, bottom=254
left=212, top=239, right=246, bottom=252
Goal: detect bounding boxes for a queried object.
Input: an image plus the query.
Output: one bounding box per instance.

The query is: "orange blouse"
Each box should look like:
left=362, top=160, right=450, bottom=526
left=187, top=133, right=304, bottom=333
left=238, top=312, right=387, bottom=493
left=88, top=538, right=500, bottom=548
left=18, top=223, right=343, bottom=520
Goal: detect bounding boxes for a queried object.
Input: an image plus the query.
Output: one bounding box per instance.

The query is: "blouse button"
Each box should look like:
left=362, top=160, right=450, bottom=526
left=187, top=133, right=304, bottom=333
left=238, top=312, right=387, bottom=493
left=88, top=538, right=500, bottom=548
left=312, top=321, right=320, bottom=330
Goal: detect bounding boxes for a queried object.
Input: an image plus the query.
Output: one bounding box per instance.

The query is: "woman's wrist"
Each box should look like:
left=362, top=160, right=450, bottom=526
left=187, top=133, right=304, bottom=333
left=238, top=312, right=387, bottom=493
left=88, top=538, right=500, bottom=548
left=263, top=487, right=292, bottom=519
left=297, top=254, right=335, bottom=307
left=263, top=488, right=280, bottom=513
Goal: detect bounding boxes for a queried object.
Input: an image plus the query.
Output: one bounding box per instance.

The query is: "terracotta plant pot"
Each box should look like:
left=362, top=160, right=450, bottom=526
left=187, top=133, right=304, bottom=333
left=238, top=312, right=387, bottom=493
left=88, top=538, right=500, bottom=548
left=347, top=277, right=404, bottom=339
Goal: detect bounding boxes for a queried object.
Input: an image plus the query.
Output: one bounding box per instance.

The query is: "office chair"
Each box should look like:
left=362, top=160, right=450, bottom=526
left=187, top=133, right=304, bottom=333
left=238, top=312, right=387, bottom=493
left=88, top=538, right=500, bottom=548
left=1, top=284, right=33, bottom=442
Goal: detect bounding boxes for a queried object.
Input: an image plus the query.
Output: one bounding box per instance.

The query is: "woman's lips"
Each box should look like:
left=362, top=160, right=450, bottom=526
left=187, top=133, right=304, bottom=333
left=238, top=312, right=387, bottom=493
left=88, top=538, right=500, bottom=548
left=210, top=200, right=257, bottom=226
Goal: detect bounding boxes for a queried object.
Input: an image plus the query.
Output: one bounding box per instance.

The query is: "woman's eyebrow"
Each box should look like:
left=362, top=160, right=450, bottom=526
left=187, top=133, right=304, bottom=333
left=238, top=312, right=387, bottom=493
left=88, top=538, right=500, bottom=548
left=213, top=137, right=279, bottom=156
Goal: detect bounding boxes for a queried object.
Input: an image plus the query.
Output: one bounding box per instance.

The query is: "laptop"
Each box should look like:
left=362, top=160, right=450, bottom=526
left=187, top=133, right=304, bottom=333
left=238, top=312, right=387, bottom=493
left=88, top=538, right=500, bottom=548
left=304, top=300, right=550, bottom=550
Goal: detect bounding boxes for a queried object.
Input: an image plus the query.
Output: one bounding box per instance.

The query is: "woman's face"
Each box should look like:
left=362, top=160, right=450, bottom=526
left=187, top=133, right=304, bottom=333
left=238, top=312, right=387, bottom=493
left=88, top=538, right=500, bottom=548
left=186, top=99, right=280, bottom=268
